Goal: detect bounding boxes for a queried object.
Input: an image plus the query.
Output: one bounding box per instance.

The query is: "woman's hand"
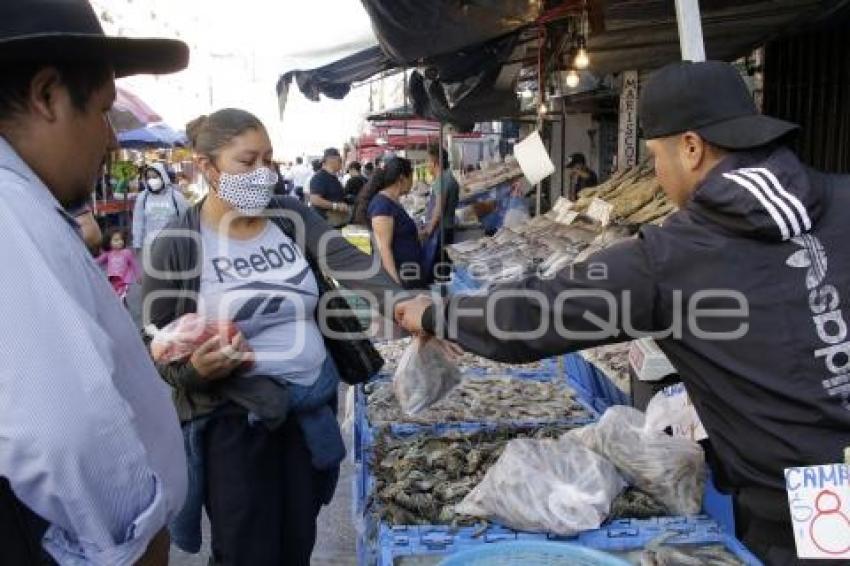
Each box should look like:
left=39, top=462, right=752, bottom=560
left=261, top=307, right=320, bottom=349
left=189, top=332, right=253, bottom=381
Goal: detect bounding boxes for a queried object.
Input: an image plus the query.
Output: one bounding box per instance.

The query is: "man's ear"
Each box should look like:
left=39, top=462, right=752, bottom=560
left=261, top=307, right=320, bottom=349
left=28, top=67, right=64, bottom=123
left=681, top=131, right=706, bottom=172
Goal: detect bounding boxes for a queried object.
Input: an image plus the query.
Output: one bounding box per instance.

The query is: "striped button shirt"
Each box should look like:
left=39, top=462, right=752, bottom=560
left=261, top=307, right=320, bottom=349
left=0, top=137, right=186, bottom=564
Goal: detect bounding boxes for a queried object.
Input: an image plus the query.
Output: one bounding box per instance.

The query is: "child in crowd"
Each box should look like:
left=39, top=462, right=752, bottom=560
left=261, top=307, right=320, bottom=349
left=96, top=228, right=141, bottom=299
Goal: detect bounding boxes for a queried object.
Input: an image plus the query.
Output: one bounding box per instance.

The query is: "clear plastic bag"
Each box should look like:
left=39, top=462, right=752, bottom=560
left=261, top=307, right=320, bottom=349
left=455, top=437, right=626, bottom=535
left=148, top=313, right=243, bottom=363
left=393, top=336, right=461, bottom=415
left=568, top=406, right=705, bottom=516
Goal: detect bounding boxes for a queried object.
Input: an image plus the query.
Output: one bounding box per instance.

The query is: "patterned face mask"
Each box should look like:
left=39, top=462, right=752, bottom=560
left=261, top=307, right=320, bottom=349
left=216, top=166, right=278, bottom=216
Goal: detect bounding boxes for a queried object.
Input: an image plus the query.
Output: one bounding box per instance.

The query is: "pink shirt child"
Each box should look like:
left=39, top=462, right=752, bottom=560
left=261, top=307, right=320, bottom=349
left=95, top=248, right=141, bottom=296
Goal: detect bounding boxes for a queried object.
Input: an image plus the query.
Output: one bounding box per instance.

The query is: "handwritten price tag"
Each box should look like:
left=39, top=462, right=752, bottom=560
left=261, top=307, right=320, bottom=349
left=587, top=198, right=614, bottom=226
left=785, top=464, right=850, bottom=559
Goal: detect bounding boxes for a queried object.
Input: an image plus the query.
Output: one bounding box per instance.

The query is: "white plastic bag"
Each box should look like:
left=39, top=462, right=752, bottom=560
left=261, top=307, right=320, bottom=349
left=568, top=405, right=705, bottom=516
left=644, top=383, right=708, bottom=442
left=456, top=437, right=626, bottom=535
left=393, top=336, right=461, bottom=415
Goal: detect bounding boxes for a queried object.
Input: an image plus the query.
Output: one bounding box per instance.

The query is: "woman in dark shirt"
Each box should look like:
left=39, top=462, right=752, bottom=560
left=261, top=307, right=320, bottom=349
left=366, top=157, right=424, bottom=289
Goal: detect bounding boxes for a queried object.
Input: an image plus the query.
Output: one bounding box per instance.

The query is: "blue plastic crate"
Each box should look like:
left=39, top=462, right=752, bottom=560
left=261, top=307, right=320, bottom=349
left=576, top=516, right=761, bottom=565
left=703, top=471, right=735, bottom=535
left=563, top=354, right=630, bottom=411
left=370, top=517, right=761, bottom=566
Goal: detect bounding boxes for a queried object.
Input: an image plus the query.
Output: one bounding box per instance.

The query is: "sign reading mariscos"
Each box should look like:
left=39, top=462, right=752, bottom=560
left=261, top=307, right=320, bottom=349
left=617, top=70, right=639, bottom=171
left=786, top=464, right=850, bottom=559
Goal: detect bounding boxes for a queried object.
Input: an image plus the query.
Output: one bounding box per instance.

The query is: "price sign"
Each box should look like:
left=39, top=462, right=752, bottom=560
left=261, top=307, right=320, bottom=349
left=587, top=197, right=614, bottom=226
left=785, top=464, right=850, bottom=559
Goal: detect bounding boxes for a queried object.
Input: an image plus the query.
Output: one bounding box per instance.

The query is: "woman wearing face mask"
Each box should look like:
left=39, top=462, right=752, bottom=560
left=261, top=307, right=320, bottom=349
left=142, top=108, right=404, bottom=565
left=367, top=157, right=425, bottom=289
left=131, top=161, right=189, bottom=253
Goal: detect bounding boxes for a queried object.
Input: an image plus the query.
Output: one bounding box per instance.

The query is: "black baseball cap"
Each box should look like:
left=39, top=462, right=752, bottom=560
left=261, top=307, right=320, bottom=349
left=0, top=0, right=188, bottom=77
left=639, top=61, right=798, bottom=150
left=566, top=152, right=586, bottom=168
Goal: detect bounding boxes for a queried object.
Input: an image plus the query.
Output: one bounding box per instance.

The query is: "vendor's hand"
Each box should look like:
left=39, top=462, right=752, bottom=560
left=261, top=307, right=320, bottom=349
left=190, top=332, right=253, bottom=381
left=394, top=295, right=435, bottom=335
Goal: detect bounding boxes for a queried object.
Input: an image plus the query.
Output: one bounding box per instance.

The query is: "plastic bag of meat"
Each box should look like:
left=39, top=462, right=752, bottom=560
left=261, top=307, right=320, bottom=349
left=455, top=437, right=626, bottom=535
left=148, top=313, right=247, bottom=364
left=568, top=405, right=705, bottom=516
left=393, top=336, right=461, bottom=415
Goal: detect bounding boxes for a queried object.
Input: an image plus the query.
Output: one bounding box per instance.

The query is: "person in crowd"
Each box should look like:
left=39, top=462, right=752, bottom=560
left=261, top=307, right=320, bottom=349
left=96, top=227, right=141, bottom=299
left=309, top=147, right=350, bottom=226
left=143, top=108, right=404, bottom=565
left=344, top=160, right=367, bottom=200
left=566, top=152, right=599, bottom=200
left=421, top=145, right=460, bottom=244
left=374, top=156, right=384, bottom=171
left=395, top=60, right=850, bottom=565
left=351, top=172, right=381, bottom=227
left=0, top=0, right=189, bottom=563
left=363, top=161, right=375, bottom=180
left=132, top=161, right=189, bottom=253
left=272, top=161, right=290, bottom=196
left=290, top=156, right=312, bottom=202
left=367, top=157, right=424, bottom=289
left=420, top=145, right=460, bottom=281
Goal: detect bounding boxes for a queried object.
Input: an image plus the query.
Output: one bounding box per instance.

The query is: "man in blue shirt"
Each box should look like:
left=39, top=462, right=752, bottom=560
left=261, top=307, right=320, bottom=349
left=0, top=1, right=189, bottom=564
left=309, top=147, right=350, bottom=226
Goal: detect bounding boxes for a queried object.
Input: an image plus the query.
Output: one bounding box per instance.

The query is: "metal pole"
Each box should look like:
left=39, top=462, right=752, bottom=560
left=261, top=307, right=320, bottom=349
left=674, top=0, right=706, bottom=62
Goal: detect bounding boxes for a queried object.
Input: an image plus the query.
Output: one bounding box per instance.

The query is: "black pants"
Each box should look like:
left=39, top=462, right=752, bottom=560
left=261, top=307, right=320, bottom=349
left=738, top=488, right=832, bottom=566
left=204, top=412, right=336, bottom=566
left=0, top=478, right=54, bottom=565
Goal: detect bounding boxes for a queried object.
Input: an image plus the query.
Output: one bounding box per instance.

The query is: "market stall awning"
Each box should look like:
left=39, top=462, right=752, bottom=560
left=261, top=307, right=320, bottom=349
left=277, top=0, right=848, bottom=128
left=109, top=87, right=163, bottom=132
left=118, top=123, right=188, bottom=149
left=588, top=0, right=849, bottom=74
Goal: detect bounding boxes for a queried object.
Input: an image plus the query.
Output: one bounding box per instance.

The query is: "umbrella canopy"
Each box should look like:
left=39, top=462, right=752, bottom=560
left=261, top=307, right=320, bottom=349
left=109, top=87, right=163, bottom=132
left=118, top=123, right=188, bottom=149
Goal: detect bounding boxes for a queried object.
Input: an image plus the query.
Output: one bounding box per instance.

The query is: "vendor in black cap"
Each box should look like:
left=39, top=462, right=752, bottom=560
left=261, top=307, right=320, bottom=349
left=395, top=60, right=850, bottom=565
left=309, top=146, right=350, bottom=227
left=566, top=152, right=598, bottom=200
left=0, top=0, right=189, bottom=564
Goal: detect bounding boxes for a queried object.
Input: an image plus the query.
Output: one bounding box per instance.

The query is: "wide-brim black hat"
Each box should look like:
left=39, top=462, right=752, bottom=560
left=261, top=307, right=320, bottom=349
left=0, top=0, right=189, bottom=78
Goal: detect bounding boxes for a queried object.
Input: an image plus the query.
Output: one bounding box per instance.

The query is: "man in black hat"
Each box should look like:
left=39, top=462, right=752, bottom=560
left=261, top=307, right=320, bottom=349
left=309, top=147, right=350, bottom=226
left=0, top=1, right=189, bottom=564
left=566, top=152, right=598, bottom=201
left=394, top=60, right=850, bottom=564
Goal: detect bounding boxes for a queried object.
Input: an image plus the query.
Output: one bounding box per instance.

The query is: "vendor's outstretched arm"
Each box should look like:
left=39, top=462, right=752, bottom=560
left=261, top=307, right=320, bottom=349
left=396, top=238, right=658, bottom=363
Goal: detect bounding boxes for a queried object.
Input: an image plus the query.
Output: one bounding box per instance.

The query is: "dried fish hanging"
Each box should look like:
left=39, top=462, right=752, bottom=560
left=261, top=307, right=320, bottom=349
left=446, top=162, right=676, bottom=288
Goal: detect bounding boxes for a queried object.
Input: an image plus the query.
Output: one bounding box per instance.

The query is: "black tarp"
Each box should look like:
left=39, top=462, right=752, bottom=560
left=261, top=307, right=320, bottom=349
left=360, top=0, right=542, bottom=63
left=276, top=45, right=392, bottom=102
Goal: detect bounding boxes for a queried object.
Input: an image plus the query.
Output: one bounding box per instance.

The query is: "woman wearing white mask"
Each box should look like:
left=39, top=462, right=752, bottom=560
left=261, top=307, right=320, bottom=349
left=132, top=160, right=189, bottom=253
left=142, top=108, right=404, bottom=564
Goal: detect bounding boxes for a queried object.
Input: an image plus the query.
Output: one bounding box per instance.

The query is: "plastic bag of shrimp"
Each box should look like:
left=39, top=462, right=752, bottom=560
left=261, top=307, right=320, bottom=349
left=393, top=336, right=462, bottom=415
left=568, top=405, right=706, bottom=516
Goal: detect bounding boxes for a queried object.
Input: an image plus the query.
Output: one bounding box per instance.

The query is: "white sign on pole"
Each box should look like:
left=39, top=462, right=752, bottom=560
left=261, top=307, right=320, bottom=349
left=617, top=71, right=639, bottom=171
left=514, top=131, right=555, bottom=186
left=785, top=464, right=850, bottom=559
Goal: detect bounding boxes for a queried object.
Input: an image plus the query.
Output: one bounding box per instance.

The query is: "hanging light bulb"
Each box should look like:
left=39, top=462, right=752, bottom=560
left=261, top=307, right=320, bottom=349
left=565, top=69, right=580, bottom=88
left=538, top=102, right=548, bottom=115
left=574, top=46, right=590, bottom=70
